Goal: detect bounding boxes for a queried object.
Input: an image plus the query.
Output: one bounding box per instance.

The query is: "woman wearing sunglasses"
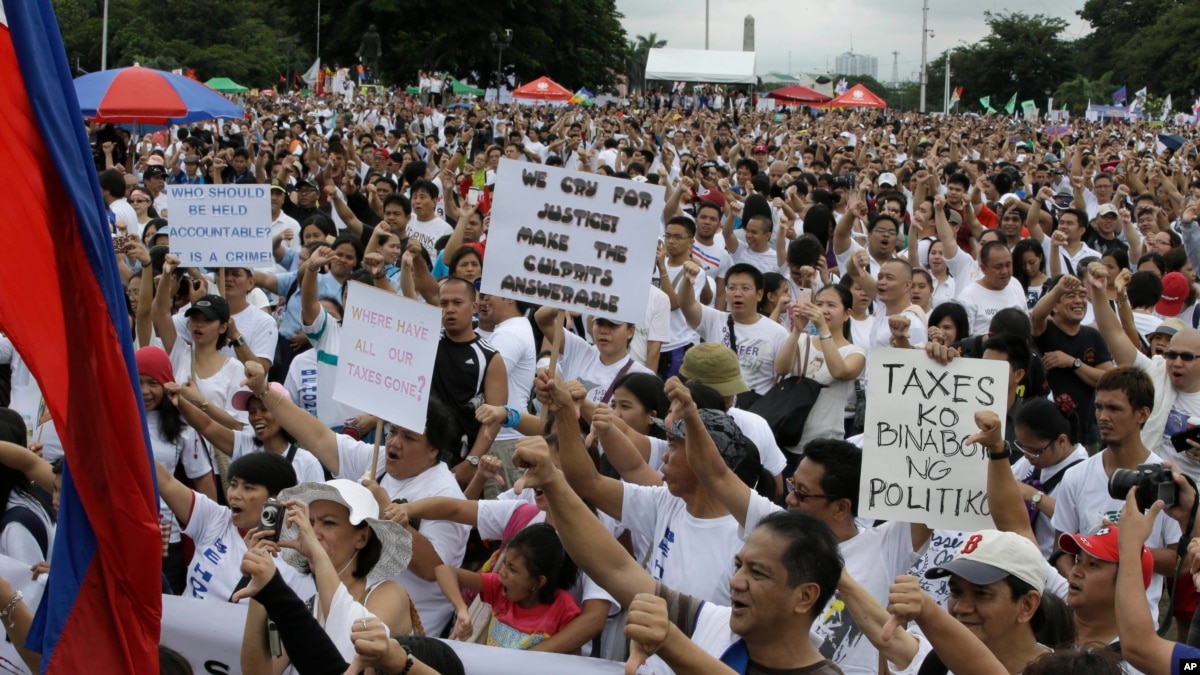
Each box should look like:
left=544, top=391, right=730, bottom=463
left=1010, top=397, right=1088, bottom=558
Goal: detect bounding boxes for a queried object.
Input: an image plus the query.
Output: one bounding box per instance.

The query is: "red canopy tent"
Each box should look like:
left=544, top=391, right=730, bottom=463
left=823, top=84, right=887, bottom=109
left=512, top=76, right=572, bottom=102
left=766, top=85, right=831, bottom=105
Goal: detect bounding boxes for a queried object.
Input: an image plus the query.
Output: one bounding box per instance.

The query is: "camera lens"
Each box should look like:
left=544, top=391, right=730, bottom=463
left=1107, top=468, right=1140, bottom=504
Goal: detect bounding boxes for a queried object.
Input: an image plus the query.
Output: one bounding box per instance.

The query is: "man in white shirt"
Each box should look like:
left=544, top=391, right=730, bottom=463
left=1051, top=368, right=1181, bottom=624
left=957, top=241, right=1029, bottom=336
left=724, top=213, right=779, bottom=275
left=99, top=168, right=141, bottom=236
left=406, top=179, right=453, bottom=261
left=630, top=285, right=670, bottom=372
left=477, top=293, right=537, bottom=498
left=269, top=178, right=301, bottom=256
left=679, top=263, right=789, bottom=396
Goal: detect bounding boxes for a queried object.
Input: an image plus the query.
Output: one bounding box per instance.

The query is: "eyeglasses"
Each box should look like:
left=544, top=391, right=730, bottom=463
left=1014, top=438, right=1055, bottom=457
left=1166, top=351, right=1200, bottom=362
left=872, top=229, right=898, bottom=237
left=785, top=478, right=836, bottom=503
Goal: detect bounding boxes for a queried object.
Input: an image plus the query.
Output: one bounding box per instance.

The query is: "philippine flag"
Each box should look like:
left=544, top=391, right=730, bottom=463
left=0, top=1, right=160, bottom=673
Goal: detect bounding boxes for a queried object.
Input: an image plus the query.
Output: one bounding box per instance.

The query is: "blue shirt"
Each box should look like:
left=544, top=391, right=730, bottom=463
left=1173, top=642, right=1200, bottom=675
left=274, top=271, right=345, bottom=337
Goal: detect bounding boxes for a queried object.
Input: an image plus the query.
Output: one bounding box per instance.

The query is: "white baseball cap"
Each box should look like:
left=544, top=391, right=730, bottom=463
left=926, top=529, right=1047, bottom=591
left=878, top=172, right=898, bottom=187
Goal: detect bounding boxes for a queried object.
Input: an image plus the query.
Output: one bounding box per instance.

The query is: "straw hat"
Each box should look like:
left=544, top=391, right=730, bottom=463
left=276, top=480, right=412, bottom=587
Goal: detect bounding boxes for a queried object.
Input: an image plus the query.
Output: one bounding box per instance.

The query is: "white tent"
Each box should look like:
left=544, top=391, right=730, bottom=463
left=644, top=48, right=757, bottom=84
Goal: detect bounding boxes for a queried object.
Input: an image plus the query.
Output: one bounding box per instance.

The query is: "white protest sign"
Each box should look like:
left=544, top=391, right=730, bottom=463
left=0, top=555, right=44, bottom=674
left=161, top=594, right=247, bottom=675
left=480, top=158, right=663, bottom=325
left=858, top=348, right=1007, bottom=532
left=167, top=184, right=272, bottom=267
left=160, top=592, right=622, bottom=675
left=333, top=282, right=441, bottom=431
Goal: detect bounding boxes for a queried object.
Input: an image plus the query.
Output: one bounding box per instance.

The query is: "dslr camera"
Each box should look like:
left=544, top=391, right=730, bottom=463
left=1108, top=464, right=1176, bottom=512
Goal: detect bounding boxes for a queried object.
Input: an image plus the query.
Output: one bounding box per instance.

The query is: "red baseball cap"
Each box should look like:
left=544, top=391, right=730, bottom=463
left=1058, top=527, right=1153, bottom=589
left=752, top=144, right=768, bottom=154
left=1156, top=272, right=1190, bottom=317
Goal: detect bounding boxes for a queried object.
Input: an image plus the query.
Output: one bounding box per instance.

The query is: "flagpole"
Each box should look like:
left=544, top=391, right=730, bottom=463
left=101, top=0, right=109, bottom=70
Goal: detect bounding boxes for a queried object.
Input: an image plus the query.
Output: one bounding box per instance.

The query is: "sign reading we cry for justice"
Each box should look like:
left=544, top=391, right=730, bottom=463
left=480, top=158, right=663, bottom=325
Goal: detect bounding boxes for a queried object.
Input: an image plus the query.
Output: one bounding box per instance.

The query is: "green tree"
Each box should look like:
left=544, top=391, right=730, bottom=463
left=1053, top=72, right=1117, bottom=113
left=1113, top=2, right=1200, bottom=104
left=925, top=12, right=1072, bottom=114
left=1076, top=0, right=1175, bottom=82
left=279, top=0, right=628, bottom=91
left=626, top=33, right=667, bottom=93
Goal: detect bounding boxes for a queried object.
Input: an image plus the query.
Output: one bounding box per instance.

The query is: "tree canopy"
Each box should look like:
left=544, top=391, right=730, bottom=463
left=53, top=0, right=629, bottom=92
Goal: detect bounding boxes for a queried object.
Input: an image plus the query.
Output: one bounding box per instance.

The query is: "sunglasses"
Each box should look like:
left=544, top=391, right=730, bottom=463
left=1165, top=350, right=1200, bottom=362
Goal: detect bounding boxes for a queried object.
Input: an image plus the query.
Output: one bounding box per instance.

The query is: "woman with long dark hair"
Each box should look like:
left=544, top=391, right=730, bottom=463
left=0, top=410, right=54, bottom=566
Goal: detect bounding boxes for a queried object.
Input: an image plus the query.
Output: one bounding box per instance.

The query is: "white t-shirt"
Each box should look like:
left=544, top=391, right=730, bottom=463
left=726, top=408, right=786, bottom=477
left=743, top=493, right=922, bottom=675
left=630, top=286, right=671, bottom=369
left=0, top=493, right=55, bottom=566
left=231, top=427, right=326, bottom=484
left=730, top=245, right=778, bottom=276
left=655, top=262, right=704, bottom=351
left=173, top=303, right=279, bottom=367
left=302, top=309, right=359, bottom=429
left=283, top=349, right=320, bottom=419
left=788, top=336, right=866, bottom=450
left=1051, top=451, right=1182, bottom=622
left=168, top=340, right=244, bottom=418
left=111, top=198, right=141, bottom=237
left=146, top=411, right=209, bottom=543
left=1135, top=351, right=1200, bottom=479
left=182, top=492, right=314, bottom=603
left=1011, top=445, right=1090, bottom=557
left=695, top=306, right=790, bottom=396
left=620, top=483, right=741, bottom=605
left=334, top=435, right=470, bottom=636
left=407, top=216, right=453, bottom=262
left=956, top=278, right=1029, bottom=336
left=691, top=239, right=730, bottom=280
left=558, top=332, right=653, bottom=403
left=489, top=316, right=537, bottom=442
left=271, top=212, right=302, bottom=253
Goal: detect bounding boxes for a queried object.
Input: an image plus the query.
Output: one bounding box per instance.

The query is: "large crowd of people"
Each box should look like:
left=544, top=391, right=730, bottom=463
left=6, top=83, right=1200, bottom=674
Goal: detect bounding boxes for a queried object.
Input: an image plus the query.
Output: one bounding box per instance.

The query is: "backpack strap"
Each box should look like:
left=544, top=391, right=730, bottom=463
left=727, top=313, right=738, bottom=353
left=2, top=506, right=48, bottom=560
left=285, top=443, right=299, bottom=464
left=1039, top=459, right=1084, bottom=495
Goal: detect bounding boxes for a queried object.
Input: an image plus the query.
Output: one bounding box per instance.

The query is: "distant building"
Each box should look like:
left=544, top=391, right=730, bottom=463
left=743, top=15, right=755, bottom=52
left=834, top=51, right=878, bottom=79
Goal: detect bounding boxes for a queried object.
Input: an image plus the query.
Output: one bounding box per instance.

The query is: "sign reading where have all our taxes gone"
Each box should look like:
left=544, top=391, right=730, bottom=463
left=858, top=348, right=1008, bottom=532
left=480, top=158, right=663, bottom=325
left=167, top=184, right=272, bottom=267
left=333, top=281, right=441, bottom=433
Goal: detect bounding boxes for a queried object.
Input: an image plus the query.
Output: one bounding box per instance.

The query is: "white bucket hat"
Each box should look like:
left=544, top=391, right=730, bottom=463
left=276, top=480, right=412, bottom=587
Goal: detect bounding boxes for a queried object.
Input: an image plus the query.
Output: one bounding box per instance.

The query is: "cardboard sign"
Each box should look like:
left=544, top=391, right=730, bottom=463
left=333, top=282, right=441, bottom=432
left=167, top=184, right=272, bottom=267
left=480, top=158, right=663, bottom=325
left=858, top=348, right=1008, bottom=531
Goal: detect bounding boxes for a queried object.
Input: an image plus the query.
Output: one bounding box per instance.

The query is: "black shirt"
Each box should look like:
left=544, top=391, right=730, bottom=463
left=432, top=332, right=499, bottom=453
left=1035, top=321, right=1112, bottom=445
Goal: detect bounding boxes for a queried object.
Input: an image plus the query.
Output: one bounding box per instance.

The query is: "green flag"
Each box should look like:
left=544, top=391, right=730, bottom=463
left=979, top=96, right=996, bottom=114
left=1021, top=100, right=1037, bottom=113
left=1004, top=93, right=1018, bottom=114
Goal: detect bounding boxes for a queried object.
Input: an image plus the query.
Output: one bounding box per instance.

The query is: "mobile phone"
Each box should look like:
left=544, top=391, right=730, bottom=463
left=796, top=288, right=812, bottom=306
left=466, top=188, right=481, bottom=206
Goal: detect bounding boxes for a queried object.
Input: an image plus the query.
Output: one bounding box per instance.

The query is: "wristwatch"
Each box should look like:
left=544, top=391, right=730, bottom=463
left=1030, top=491, right=1045, bottom=509
left=465, top=455, right=480, bottom=467
left=1072, top=358, right=1082, bottom=369
left=230, top=334, right=247, bottom=348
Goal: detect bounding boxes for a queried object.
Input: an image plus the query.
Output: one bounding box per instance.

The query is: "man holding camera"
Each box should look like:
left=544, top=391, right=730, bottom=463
left=1049, top=367, right=1181, bottom=623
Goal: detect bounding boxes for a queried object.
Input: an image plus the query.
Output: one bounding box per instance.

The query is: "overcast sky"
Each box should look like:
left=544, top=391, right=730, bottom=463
left=614, top=0, right=1091, bottom=81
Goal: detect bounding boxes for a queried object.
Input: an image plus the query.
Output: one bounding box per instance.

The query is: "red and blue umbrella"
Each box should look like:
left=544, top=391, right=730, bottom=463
left=73, top=66, right=244, bottom=124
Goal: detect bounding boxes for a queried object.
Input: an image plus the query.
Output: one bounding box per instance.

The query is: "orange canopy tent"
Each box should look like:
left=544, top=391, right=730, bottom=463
left=767, top=85, right=831, bottom=105
left=823, top=83, right=887, bottom=109
left=512, top=76, right=572, bottom=102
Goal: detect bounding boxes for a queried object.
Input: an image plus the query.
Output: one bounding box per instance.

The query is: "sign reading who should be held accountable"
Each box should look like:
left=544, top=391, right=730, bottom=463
left=480, top=158, right=664, bottom=325
left=858, top=348, right=1008, bottom=532
left=167, top=184, right=272, bottom=267
left=333, top=281, right=441, bottom=434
